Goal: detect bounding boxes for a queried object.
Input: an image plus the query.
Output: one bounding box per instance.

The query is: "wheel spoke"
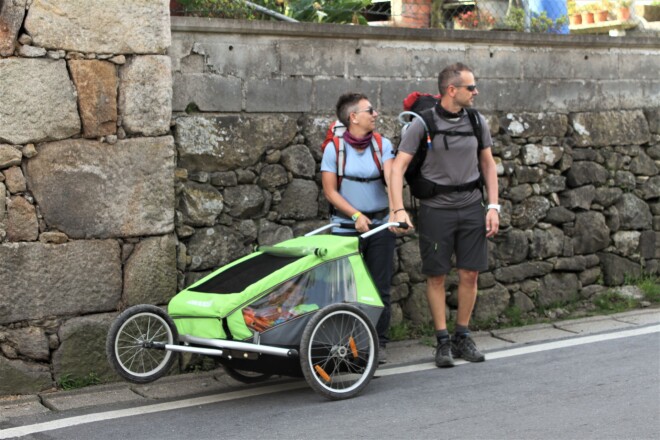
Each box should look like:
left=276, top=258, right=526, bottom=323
left=109, top=308, right=176, bottom=381
left=125, top=348, right=144, bottom=373
left=131, top=319, right=146, bottom=340
left=303, top=307, right=376, bottom=397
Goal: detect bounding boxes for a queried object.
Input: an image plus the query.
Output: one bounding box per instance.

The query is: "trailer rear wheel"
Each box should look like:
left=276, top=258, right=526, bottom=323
left=300, top=304, right=378, bottom=400
left=106, top=305, right=178, bottom=384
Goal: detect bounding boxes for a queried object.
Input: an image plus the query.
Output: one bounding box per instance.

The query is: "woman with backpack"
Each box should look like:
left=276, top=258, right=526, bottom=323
left=320, top=92, right=396, bottom=364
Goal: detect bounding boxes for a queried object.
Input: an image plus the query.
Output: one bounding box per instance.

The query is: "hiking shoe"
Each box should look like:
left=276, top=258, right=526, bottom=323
left=378, top=346, right=388, bottom=364
left=451, top=335, right=485, bottom=362
left=435, top=338, right=454, bottom=368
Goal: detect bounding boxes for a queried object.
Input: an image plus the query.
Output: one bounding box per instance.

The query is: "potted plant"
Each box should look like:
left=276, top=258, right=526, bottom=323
left=601, top=0, right=616, bottom=19
left=454, top=8, right=496, bottom=30
left=586, top=0, right=608, bottom=22
left=594, top=8, right=609, bottom=22
left=617, top=0, right=632, bottom=21
left=568, top=0, right=582, bottom=25
left=580, top=4, right=596, bottom=24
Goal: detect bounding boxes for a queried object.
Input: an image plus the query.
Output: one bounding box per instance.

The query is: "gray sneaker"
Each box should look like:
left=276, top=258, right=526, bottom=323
left=435, top=338, right=454, bottom=368
left=451, top=334, right=485, bottom=362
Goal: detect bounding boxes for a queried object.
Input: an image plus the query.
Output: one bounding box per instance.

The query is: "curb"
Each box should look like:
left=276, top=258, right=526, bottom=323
left=1, top=308, right=658, bottom=422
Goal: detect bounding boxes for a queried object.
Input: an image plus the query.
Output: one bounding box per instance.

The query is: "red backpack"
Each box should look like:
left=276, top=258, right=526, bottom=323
left=403, top=91, right=441, bottom=112
left=321, top=120, right=384, bottom=189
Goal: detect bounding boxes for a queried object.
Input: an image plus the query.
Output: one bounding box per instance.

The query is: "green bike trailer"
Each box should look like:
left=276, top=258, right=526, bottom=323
left=168, top=232, right=383, bottom=345
left=107, top=222, right=406, bottom=400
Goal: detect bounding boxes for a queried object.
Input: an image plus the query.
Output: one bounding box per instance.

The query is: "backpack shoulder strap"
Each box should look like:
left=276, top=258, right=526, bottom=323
left=465, top=108, right=483, bottom=150
left=334, top=136, right=345, bottom=189
left=417, top=108, right=438, bottom=152
left=466, top=108, right=486, bottom=199
left=371, top=132, right=384, bottom=172
left=419, top=108, right=438, bottom=138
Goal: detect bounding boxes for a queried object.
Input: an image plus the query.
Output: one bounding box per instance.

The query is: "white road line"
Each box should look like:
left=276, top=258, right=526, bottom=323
left=0, top=382, right=308, bottom=439
left=1, top=324, right=658, bottom=439
left=378, top=324, right=660, bottom=377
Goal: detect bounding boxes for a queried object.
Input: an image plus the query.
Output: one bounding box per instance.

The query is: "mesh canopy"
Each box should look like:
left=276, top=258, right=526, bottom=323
left=191, top=253, right=301, bottom=294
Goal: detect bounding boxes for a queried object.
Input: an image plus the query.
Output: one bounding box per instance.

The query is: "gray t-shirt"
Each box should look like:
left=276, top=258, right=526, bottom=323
left=398, top=109, right=492, bottom=209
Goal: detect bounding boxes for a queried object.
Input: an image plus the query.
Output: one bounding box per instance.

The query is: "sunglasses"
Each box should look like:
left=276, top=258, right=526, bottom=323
left=455, top=84, right=478, bottom=92
left=354, top=106, right=375, bottom=115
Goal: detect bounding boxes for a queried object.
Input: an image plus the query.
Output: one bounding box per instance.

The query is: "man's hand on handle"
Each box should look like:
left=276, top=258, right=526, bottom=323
left=390, top=209, right=414, bottom=234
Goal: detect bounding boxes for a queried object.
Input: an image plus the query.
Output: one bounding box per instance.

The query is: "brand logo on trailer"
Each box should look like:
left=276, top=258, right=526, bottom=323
left=187, top=300, right=213, bottom=307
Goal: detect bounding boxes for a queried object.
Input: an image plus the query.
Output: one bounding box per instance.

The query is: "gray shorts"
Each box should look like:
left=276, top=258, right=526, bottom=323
left=418, top=201, right=488, bottom=276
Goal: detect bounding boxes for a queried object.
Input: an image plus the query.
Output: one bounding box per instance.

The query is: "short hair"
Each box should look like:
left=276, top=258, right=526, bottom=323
left=438, top=63, right=473, bottom=95
left=335, top=92, right=368, bottom=127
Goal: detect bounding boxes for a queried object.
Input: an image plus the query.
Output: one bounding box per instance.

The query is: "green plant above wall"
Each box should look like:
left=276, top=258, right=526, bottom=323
left=176, top=0, right=371, bottom=24
left=287, top=0, right=371, bottom=23
left=504, top=7, right=568, bottom=33
left=176, top=0, right=271, bottom=19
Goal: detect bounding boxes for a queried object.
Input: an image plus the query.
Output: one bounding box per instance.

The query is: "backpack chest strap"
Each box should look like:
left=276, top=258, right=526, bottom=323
left=342, top=175, right=382, bottom=183
left=431, top=129, right=478, bottom=150
left=432, top=129, right=475, bottom=137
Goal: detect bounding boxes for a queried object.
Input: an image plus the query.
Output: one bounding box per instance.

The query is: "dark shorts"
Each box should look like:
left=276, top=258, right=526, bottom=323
left=418, top=201, right=488, bottom=276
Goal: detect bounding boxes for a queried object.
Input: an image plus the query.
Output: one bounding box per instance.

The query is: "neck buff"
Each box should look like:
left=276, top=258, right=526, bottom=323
left=436, top=103, right=463, bottom=119
left=343, top=130, right=373, bottom=150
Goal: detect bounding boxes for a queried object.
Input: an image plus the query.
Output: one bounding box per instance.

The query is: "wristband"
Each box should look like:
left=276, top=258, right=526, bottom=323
left=351, top=212, right=362, bottom=222
left=392, top=208, right=406, bottom=214
left=487, top=204, right=501, bottom=213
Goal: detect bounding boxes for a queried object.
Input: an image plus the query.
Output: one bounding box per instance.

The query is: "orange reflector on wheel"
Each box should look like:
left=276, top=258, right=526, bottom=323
left=349, top=336, right=358, bottom=359
left=314, top=365, right=331, bottom=382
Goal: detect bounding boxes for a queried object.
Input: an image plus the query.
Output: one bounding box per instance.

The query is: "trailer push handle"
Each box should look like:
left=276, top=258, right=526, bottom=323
left=304, top=222, right=409, bottom=238
left=255, top=245, right=327, bottom=258
left=255, top=222, right=409, bottom=257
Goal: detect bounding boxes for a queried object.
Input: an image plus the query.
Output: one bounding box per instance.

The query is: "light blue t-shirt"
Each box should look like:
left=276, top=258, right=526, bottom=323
left=321, top=136, right=394, bottom=232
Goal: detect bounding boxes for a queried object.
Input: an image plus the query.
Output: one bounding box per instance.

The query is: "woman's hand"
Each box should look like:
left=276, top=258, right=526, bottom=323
left=355, top=214, right=372, bottom=233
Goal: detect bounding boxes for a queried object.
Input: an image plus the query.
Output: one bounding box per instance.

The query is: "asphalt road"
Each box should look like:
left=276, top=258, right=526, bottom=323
left=3, top=327, right=658, bottom=440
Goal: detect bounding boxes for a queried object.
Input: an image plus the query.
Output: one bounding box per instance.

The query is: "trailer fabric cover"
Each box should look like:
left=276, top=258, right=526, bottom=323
left=169, top=234, right=382, bottom=341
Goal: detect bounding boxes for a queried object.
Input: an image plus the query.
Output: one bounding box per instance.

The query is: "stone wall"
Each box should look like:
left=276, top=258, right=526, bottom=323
left=1, top=7, right=659, bottom=397
left=168, top=19, right=659, bottom=330
left=0, top=0, right=173, bottom=395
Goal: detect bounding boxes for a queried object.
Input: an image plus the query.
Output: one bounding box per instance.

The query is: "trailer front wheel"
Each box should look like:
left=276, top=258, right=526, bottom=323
left=106, top=305, right=178, bottom=384
left=300, top=304, right=378, bottom=400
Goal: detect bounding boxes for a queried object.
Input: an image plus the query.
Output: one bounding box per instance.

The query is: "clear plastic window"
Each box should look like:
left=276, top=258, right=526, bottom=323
left=242, top=258, right=357, bottom=332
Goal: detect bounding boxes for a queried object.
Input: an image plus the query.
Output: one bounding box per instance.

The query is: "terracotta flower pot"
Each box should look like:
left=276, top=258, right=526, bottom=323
left=594, top=10, right=609, bottom=22
left=617, top=7, right=631, bottom=21
left=569, top=13, right=582, bottom=25
left=581, top=11, right=595, bottom=24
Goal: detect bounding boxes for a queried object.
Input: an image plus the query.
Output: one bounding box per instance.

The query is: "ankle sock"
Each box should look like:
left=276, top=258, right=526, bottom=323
left=454, top=325, right=470, bottom=338
left=436, top=329, right=450, bottom=343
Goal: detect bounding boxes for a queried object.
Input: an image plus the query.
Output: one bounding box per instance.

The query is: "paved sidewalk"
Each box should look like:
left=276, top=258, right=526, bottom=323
left=1, top=309, right=658, bottom=423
